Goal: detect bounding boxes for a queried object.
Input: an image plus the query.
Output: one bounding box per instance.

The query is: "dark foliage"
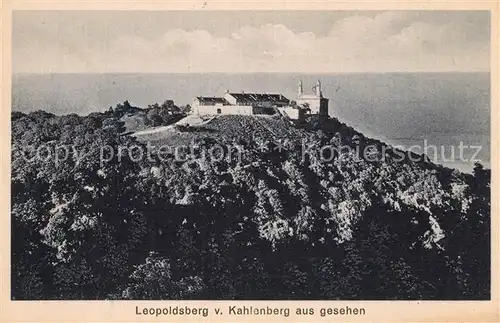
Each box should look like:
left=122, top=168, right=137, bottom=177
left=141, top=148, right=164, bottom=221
left=11, top=105, right=490, bottom=300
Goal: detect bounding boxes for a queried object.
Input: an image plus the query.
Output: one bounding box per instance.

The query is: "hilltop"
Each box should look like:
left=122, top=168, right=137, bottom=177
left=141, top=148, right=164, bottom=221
left=131, top=114, right=304, bottom=145
left=11, top=104, right=490, bottom=300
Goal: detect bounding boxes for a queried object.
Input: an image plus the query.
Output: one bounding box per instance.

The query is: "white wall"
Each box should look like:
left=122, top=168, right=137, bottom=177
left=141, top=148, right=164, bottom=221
left=193, top=104, right=254, bottom=115
left=296, top=97, right=328, bottom=115
left=277, top=107, right=304, bottom=121
left=297, top=97, right=321, bottom=114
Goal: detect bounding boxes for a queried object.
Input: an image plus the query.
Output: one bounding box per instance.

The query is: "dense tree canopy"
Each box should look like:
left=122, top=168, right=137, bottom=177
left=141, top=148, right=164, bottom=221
left=11, top=104, right=490, bottom=300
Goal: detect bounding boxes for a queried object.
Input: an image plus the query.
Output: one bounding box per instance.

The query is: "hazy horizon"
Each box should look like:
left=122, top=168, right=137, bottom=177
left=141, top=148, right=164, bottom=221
left=12, top=71, right=490, bottom=172
left=12, top=71, right=489, bottom=113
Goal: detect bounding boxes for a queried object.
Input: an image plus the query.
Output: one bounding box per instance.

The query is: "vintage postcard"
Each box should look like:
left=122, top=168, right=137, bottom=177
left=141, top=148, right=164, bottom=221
left=1, top=0, right=498, bottom=322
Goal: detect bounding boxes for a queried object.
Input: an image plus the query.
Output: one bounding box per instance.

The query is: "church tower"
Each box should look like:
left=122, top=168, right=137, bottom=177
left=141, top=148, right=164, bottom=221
left=315, top=80, right=322, bottom=97
left=297, top=80, right=303, bottom=98
left=296, top=79, right=329, bottom=119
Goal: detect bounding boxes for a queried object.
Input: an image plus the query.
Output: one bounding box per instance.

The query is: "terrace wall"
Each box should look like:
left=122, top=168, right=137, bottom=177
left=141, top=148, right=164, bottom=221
left=193, top=104, right=254, bottom=115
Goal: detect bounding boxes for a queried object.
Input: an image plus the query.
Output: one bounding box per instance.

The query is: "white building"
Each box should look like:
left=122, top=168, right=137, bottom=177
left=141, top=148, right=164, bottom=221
left=296, top=80, right=329, bottom=117
left=192, top=92, right=289, bottom=116
left=192, top=80, right=328, bottom=121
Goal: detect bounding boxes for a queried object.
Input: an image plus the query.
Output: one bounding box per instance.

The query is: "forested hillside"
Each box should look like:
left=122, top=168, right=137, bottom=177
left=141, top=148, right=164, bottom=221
left=11, top=102, right=490, bottom=300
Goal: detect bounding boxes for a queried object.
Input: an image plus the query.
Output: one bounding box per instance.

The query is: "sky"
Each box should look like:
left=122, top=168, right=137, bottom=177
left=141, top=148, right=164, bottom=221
left=12, top=10, right=490, bottom=73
